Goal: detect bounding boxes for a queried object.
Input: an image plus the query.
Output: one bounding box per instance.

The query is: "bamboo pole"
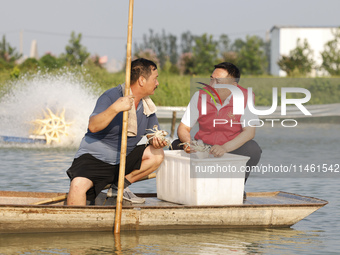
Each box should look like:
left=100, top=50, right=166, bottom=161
left=31, top=194, right=67, bottom=205
left=114, top=0, right=134, bottom=234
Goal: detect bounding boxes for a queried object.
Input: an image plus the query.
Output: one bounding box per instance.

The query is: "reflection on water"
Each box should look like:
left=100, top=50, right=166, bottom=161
left=0, top=228, right=324, bottom=255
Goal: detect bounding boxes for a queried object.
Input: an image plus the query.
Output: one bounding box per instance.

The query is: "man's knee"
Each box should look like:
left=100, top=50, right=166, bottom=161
left=69, top=177, right=93, bottom=194
left=143, top=146, right=164, bottom=166
left=247, top=140, right=262, bottom=158
left=152, top=148, right=164, bottom=166
left=170, top=139, right=183, bottom=150
left=230, top=140, right=262, bottom=167
left=243, top=140, right=262, bottom=169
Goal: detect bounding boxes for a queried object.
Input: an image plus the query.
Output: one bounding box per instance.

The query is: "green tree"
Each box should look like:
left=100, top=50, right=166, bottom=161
left=218, top=34, right=231, bottom=55
left=61, top=31, right=90, bottom=66
left=0, top=58, right=12, bottom=69
left=0, top=35, right=22, bottom=67
left=232, top=35, right=268, bottom=75
left=168, top=34, right=178, bottom=65
left=220, top=51, right=238, bottom=65
left=180, top=31, right=194, bottom=54
left=133, top=48, right=160, bottom=67
left=277, top=38, right=315, bottom=76
left=218, top=34, right=238, bottom=64
left=39, top=53, right=65, bottom=69
left=321, top=28, right=340, bottom=76
left=134, top=29, right=178, bottom=69
left=191, top=33, right=218, bottom=74
left=178, top=52, right=195, bottom=75
left=264, top=38, right=271, bottom=74
left=19, top=57, right=40, bottom=71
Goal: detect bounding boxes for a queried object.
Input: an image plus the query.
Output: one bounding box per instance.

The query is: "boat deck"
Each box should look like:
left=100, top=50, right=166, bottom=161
left=0, top=190, right=327, bottom=208
left=98, top=191, right=327, bottom=208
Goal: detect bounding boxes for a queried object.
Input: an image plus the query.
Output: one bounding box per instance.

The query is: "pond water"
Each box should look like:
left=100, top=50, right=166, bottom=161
left=0, top=121, right=339, bottom=254
left=0, top=74, right=339, bottom=254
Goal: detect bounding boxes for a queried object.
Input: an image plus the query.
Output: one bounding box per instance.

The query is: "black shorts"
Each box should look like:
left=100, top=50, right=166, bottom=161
left=66, top=145, right=147, bottom=201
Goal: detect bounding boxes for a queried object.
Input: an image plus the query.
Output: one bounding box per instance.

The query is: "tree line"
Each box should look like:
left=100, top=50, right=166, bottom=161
left=1, top=29, right=340, bottom=77
left=0, top=32, right=95, bottom=78
left=134, top=29, right=269, bottom=75
left=133, top=28, right=340, bottom=76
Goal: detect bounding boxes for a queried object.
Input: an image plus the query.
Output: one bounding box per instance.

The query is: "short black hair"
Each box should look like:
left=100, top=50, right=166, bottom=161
left=130, top=58, right=157, bottom=84
left=214, top=62, right=240, bottom=83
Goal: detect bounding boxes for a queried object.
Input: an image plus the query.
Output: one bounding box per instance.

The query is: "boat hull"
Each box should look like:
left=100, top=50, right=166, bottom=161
left=0, top=190, right=328, bottom=233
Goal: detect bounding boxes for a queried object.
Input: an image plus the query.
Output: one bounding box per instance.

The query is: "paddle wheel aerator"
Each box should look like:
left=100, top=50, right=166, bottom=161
left=31, top=108, right=72, bottom=144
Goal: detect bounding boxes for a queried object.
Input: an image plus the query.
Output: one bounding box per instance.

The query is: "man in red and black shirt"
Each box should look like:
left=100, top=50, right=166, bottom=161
left=173, top=62, right=262, bottom=184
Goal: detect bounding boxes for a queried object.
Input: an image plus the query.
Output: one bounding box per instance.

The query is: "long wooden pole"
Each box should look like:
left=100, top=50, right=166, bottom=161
left=31, top=194, right=67, bottom=205
left=114, top=0, right=134, bottom=234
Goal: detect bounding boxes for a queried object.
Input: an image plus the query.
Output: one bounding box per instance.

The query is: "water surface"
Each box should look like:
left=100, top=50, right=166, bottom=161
left=0, top=122, right=339, bottom=254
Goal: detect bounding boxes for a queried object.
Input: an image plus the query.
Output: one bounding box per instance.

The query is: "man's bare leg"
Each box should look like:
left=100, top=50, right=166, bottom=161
left=125, top=146, right=164, bottom=183
left=67, top=177, right=93, bottom=206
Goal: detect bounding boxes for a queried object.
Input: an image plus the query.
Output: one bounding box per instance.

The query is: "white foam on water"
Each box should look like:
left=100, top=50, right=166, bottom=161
left=0, top=70, right=99, bottom=147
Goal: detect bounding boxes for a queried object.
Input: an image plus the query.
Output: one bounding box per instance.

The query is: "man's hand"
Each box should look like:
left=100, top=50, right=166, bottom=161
left=209, top=144, right=227, bottom=157
left=182, top=143, right=196, bottom=153
left=113, top=95, right=135, bottom=112
left=149, top=137, right=168, bottom=149
left=88, top=95, right=135, bottom=133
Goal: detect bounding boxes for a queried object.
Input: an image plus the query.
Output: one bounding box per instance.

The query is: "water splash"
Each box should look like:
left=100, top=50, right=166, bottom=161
left=0, top=70, right=99, bottom=147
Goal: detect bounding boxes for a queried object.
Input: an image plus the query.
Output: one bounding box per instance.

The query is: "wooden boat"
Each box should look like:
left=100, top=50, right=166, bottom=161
left=0, top=190, right=327, bottom=233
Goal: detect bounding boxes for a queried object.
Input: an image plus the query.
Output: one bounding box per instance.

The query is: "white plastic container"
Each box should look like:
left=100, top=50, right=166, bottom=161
left=156, top=150, right=249, bottom=206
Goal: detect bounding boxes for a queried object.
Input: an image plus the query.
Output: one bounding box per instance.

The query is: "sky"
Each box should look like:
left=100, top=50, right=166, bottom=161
left=1, top=0, right=339, bottom=70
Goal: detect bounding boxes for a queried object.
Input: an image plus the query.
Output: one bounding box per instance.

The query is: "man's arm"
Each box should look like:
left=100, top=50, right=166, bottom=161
left=210, top=126, right=256, bottom=157
left=178, top=122, right=191, bottom=143
left=88, top=95, right=134, bottom=133
left=177, top=122, right=192, bottom=153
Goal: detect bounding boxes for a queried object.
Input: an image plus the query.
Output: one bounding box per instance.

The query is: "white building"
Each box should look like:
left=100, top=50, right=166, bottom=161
left=270, top=26, right=339, bottom=77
